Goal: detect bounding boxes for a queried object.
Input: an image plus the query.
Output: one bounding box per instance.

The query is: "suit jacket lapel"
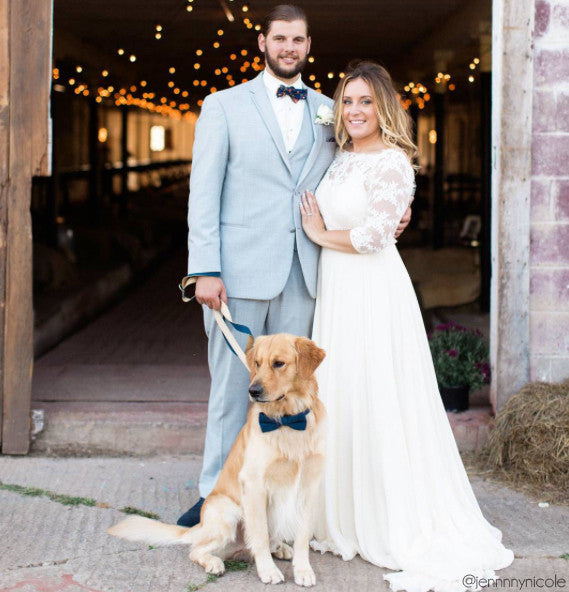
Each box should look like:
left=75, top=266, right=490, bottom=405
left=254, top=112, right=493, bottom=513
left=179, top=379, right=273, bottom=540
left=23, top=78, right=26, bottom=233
left=297, top=90, right=324, bottom=188
left=249, top=73, right=293, bottom=176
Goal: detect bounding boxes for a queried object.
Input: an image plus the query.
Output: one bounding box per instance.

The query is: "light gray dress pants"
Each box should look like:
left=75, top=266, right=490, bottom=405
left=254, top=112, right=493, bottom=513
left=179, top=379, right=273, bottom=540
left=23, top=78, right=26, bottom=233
left=198, top=249, right=316, bottom=497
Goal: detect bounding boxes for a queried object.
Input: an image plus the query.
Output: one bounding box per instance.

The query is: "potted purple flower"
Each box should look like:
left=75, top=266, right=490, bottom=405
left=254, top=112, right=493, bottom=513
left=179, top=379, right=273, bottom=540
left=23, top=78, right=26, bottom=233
left=428, top=322, right=490, bottom=412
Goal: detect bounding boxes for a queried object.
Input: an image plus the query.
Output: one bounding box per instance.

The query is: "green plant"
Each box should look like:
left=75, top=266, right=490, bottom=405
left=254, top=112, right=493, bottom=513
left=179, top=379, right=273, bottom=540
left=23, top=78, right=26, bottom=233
left=428, top=322, right=490, bottom=391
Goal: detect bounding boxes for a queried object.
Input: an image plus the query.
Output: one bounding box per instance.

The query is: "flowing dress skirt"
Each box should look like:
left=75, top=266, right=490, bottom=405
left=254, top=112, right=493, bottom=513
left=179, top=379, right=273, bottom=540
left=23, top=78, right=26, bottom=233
left=310, top=244, right=513, bottom=592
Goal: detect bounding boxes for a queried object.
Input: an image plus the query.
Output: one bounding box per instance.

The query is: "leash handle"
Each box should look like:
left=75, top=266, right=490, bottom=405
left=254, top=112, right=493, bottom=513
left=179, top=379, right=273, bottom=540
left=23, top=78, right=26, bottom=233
left=180, top=275, right=251, bottom=371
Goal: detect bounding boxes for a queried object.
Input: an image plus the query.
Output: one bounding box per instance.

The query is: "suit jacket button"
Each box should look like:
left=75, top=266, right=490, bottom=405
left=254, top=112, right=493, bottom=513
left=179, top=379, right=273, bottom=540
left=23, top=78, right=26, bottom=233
left=290, top=228, right=295, bottom=233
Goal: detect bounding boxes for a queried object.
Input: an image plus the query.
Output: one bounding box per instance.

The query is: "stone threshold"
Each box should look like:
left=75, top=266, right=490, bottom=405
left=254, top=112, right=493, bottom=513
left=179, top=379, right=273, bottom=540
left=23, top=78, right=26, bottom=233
left=29, top=401, right=492, bottom=456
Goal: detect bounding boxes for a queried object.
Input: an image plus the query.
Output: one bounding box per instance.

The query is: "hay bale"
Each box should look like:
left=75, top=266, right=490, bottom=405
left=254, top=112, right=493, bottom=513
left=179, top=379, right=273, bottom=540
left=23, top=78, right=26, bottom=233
left=480, top=379, right=569, bottom=503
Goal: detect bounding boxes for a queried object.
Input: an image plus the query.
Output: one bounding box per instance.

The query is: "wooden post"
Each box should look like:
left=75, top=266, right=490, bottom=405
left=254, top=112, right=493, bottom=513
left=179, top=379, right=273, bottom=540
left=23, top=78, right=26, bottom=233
left=490, top=0, right=534, bottom=411
left=0, top=0, right=52, bottom=453
left=120, top=105, right=128, bottom=213
left=88, top=97, right=101, bottom=224
left=432, top=91, right=445, bottom=249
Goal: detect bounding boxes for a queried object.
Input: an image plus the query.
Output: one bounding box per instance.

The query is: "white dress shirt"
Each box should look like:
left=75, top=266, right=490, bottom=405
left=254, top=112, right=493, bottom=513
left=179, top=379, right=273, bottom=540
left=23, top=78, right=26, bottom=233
left=263, top=69, right=307, bottom=153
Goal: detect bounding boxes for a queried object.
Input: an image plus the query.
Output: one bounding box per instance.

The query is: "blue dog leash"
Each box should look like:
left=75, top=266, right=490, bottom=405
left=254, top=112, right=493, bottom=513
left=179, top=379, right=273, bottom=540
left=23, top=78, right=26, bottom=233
left=179, top=275, right=253, bottom=370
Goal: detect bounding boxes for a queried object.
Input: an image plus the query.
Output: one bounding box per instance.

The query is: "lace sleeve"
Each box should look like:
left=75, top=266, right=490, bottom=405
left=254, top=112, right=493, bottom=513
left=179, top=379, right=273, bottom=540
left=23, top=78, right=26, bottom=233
left=350, top=152, right=415, bottom=254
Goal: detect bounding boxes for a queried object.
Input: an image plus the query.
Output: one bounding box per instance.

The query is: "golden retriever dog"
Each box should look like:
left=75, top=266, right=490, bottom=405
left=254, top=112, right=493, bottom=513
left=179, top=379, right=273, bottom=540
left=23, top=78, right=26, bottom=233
left=108, top=334, right=326, bottom=587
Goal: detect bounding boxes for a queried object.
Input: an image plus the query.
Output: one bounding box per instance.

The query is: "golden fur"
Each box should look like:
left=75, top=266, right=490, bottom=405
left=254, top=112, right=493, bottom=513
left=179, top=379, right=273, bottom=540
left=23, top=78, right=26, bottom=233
left=108, top=334, right=326, bottom=587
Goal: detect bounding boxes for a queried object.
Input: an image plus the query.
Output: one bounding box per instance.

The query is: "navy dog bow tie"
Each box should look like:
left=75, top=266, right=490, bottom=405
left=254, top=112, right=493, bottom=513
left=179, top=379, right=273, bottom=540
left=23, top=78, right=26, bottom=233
left=259, top=409, right=310, bottom=433
left=276, top=85, right=308, bottom=103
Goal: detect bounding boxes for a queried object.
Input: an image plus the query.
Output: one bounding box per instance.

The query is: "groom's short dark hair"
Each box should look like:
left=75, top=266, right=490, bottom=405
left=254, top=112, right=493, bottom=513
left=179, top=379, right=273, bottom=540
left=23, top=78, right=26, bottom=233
left=262, top=4, right=309, bottom=36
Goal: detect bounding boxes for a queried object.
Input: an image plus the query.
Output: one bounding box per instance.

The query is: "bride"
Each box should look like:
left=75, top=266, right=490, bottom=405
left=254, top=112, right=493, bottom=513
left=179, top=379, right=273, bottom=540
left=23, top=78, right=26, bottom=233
left=300, top=61, right=513, bottom=592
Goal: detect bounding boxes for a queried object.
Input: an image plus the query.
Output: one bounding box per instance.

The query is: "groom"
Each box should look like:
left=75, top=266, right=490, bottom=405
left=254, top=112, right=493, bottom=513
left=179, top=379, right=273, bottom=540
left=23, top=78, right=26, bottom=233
left=179, top=4, right=411, bottom=527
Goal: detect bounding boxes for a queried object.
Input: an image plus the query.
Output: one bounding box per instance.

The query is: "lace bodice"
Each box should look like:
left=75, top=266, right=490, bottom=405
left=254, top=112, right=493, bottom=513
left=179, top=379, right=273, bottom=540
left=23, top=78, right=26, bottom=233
left=315, top=148, right=415, bottom=253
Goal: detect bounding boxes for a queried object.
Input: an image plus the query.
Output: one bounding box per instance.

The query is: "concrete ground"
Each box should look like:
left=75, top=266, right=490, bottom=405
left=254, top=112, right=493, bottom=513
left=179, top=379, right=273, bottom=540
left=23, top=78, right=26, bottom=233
left=0, top=455, right=568, bottom=592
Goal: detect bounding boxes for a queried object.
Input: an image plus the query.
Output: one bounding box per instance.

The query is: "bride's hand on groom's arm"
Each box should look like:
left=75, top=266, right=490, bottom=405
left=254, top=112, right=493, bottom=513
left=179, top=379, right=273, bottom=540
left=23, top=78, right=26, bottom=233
left=301, top=191, right=357, bottom=253
left=300, top=191, right=327, bottom=245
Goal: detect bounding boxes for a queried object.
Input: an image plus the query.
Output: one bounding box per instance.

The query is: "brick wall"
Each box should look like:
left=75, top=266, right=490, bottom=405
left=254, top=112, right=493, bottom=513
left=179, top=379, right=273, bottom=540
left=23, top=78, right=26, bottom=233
left=530, top=0, right=569, bottom=381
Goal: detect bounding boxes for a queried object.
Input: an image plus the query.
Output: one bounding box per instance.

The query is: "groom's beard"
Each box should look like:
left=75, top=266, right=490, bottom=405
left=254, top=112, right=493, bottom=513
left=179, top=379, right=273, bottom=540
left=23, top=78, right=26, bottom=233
left=264, top=51, right=307, bottom=80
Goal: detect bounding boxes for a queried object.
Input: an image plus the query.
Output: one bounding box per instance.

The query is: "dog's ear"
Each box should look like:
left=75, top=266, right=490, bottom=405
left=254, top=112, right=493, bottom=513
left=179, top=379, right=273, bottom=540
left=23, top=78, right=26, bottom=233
left=295, top=337, right=326, bottom=378
left=245, top=336, right=255, bottom=373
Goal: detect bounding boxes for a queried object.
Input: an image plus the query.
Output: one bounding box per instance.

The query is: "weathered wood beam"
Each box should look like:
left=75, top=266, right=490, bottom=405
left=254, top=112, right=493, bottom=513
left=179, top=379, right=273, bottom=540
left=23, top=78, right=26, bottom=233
left=1, top=0, right=52, bottom=454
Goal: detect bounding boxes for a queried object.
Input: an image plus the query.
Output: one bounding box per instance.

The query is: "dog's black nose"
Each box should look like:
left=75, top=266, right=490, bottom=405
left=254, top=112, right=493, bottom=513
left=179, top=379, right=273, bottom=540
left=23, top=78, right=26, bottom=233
left=249, top=383, right=264, bottom=398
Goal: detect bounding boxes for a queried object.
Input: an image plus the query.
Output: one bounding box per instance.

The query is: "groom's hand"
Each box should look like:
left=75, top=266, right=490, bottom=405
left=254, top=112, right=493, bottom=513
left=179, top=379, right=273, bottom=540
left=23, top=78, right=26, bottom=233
left=195, top=276, right=228, bottom=310
left=394, top=201, right=413, bottom=239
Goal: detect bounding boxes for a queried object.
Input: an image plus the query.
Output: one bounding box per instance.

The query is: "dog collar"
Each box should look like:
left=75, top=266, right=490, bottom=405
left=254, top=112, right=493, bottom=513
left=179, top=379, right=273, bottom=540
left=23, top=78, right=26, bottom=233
left=258, top=409, right=310, bottom=433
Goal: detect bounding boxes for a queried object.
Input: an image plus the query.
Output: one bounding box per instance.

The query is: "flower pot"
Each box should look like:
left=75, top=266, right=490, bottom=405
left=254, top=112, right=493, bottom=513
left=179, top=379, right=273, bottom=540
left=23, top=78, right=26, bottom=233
left=439, top=384, right=469, bottom=412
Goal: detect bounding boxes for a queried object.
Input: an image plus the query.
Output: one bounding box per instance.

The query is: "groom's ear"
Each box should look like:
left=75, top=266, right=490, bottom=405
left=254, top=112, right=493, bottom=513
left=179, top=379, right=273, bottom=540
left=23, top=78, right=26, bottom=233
left=258, top=33, right=266, bottom=53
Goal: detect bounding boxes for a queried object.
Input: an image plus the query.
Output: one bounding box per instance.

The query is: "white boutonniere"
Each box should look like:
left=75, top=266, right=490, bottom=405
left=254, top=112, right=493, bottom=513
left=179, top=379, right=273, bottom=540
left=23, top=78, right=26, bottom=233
left=315, top=104, right=334, bottom=126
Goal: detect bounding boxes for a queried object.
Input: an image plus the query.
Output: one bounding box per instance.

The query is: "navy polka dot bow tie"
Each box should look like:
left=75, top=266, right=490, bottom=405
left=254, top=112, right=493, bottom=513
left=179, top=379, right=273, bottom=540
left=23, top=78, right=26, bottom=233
left=276, top=85, right=308, bottom=103
left=258, top=409, right=310, bottom=433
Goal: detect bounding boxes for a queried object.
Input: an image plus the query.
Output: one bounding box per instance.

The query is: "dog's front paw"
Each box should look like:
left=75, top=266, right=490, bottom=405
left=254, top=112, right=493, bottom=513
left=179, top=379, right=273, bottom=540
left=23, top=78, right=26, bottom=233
left=271, top=541, right=293, bottom=560
left=204, top=556, right=225, bottom=575
left=294, top=565, right=316, bottom=587
left=257, top=562, right=284, bottom=584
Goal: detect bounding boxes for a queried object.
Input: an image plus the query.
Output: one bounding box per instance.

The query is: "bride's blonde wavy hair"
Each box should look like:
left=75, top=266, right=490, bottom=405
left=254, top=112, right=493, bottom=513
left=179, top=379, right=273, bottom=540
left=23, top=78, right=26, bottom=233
left=333, top=60, right=418, bottom=166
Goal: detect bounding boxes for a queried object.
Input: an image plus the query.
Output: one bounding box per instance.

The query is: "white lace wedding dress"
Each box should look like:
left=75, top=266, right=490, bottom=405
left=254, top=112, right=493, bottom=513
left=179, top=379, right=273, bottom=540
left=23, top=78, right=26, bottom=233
left=310, top=148, right=514, bottom=592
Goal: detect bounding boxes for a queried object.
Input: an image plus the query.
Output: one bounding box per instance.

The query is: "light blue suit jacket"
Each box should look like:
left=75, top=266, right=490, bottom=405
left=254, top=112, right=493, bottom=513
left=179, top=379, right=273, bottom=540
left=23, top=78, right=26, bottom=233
left=187, top=72, right=336, bottom=300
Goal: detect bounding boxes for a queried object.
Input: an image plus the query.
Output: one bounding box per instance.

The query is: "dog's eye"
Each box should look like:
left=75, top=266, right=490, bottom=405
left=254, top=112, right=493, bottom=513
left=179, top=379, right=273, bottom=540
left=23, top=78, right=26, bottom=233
left=255, top=361, right=260, bottom=369
left=272, top=360, right=285, bottom=369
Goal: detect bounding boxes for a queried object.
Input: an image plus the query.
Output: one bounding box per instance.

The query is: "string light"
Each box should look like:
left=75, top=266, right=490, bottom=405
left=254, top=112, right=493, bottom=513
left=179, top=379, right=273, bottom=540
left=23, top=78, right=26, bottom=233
left=169, top=67, right=176, bottom=74
left=102, top=70, right=109, bottom=77
left=118, top=48, right=124, bottom=55
left=76, top=65, right=83, bottom=73
left=129, top=54, right=137, bottom=62
left=401, top=81, right=430, bottom=110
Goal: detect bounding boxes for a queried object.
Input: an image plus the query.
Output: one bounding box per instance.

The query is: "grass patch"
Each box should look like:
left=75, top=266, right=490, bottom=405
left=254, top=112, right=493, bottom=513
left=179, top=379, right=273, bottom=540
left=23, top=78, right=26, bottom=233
left=186, top=574, right=218, bottom=591
left=561, top=553, right=569, bottom=560
left=224, top=560, right=249, bottom=572
left=185, top=561, right=249, bottom=591
left=0, top=480, right=160, bottom=520
left=119, top=506, right=160, bottom=520
left=0, top=482, right=97, bottom=507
